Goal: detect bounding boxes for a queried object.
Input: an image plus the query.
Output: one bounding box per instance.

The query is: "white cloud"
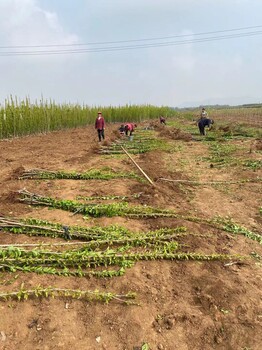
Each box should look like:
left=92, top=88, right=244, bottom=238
left=0, top=0, right=79, bottom=46
left=0, top=1, right=261, bottom=106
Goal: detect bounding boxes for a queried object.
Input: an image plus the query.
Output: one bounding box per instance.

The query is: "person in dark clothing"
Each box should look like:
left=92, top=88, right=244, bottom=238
left=160, top=116, right=166, bottom=125
left=95, top=112, right=105, bottom=141
left=198, top=118, right=214, bottom=135
left=124, top=123, right=137, bottom=136
left=118, top=124, right=125, bottom=135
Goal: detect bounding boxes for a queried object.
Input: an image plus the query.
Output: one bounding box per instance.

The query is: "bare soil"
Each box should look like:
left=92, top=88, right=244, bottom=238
left=0, top=120, right=261, bottom=350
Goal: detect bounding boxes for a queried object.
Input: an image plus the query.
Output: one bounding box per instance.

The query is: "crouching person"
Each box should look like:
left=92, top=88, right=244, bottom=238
left=160, top=116, right=166, bottom=125
left=124, top=123, right=137, bottom=136
left=198, top=118, right=214, bottom=135
left=118, top=124, right=125, bottom=136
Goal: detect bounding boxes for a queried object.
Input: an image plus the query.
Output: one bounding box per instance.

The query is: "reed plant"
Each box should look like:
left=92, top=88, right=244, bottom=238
left=0, top=95, right=175, bottom=139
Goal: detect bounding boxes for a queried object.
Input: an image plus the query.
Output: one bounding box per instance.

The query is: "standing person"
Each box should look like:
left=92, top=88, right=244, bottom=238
left=198, top=118, right=214, bottom=135
left=200, top=107, right=208, bottom=119
left=95, top=111, right=105, bottom=142
left=124, top=123, right=137, bottom=136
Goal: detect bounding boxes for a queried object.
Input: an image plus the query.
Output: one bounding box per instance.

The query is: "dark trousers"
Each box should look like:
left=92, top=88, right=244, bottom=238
left=125, top=129, right=133, bottom=136
left=97, top=129, right=105, bottom=141
left=199, top=125, right=206, bottom=135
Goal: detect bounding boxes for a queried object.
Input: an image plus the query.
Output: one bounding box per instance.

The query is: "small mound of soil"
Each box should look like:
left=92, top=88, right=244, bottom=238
left=101, top=140, right=111, bottom=147
left=159, top=127, right=192, bottom=141
left=249, top=139, right=262, bottom=153
left=4, top=191, right=19, bottom=203
left=112, top=129, right=122, bottom=139
left=149, top=121, right=164, bottom=130
left=254, top=139, right=262, bottom=150
left=218, top=125, right=231, bottom=132
left=11, top=166, right=25, bottom=179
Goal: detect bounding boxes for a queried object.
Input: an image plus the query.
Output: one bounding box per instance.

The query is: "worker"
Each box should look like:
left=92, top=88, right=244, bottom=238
left=159, top=116, right=166, bottom=125
left=118, top=124, right=125, bottom=136
left=198, top=118, right=214, bottom=135
left=124, top=123, right=137, bottom=136
left=95, top=111, right=105, bottom=142
left=200, top=107, right=208, bottom=119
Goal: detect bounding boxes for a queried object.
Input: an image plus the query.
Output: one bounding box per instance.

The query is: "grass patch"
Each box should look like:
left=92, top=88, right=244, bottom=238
left=199, top=142, right=239, bottom=167
left=100, top=131, right=173, bottom=155
left=243, top=160, right=262, bottom=170
left=217, top=124, right=261, bottom=139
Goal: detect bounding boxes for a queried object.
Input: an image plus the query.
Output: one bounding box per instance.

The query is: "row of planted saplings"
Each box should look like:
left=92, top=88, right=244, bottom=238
left=0, top=216, right=239, bottom=281
left=15, top=164, right=262, bottom=271
left=1, top=201, right=259, bottom=304
left=5, top=163, right=259, bottom=304
left=98, top=130, right=168, bottom=155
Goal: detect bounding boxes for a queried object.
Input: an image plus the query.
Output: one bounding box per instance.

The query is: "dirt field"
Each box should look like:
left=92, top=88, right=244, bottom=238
left=0, top=118, right=261, bottom=350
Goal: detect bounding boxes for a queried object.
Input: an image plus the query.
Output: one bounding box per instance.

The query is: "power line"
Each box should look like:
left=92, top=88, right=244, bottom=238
left=0, top=29, right=261, bottom=56
left=0, top=24, right=262, bottom=49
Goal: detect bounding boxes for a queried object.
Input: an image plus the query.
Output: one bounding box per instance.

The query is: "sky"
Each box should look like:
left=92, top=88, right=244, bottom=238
left=0, top=0, right=262, bottom=107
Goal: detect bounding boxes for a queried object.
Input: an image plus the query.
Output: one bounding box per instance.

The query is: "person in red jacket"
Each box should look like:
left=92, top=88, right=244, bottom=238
left=95, top=112, right=105, bottom=142
left=124, top=123, right=137, bottom=136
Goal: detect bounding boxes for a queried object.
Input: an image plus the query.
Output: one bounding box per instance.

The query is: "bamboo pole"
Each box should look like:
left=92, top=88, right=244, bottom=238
left=120, top=146, right=155, bottom=186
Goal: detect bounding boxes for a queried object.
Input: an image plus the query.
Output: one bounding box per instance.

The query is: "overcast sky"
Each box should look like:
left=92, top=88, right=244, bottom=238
left=0, top=0, right=262, bottom=107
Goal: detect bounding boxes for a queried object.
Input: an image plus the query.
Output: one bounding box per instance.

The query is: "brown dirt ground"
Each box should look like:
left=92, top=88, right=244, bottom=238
left=0, top=120, right=262, bottom=350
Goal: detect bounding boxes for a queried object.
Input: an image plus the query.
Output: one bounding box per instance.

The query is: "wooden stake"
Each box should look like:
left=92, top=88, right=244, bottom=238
left=120, top=146, right=155, bottom=186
